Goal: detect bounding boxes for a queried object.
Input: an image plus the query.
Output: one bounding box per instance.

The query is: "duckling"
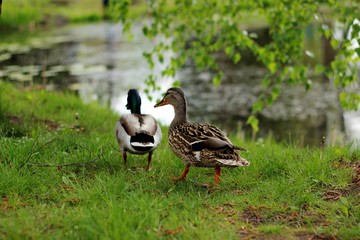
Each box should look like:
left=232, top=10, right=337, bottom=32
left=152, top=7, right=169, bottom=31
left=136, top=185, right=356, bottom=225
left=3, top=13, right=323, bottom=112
left=115, top=89, right=162, bottom=170
left=154, top=87, right=249, bottom=183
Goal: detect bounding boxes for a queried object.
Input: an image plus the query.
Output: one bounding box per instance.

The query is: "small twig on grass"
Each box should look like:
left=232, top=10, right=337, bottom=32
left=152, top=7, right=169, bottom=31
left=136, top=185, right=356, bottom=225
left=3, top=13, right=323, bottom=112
left=27, top=159, right=98, bottom=168
left=19, top=136, right=100, bottom=169
left=19, top=134, right=59, bottom=168
left=320, top=136, right=326, bottom=160
left=97, top=143, right=119, bottom=172
left=110, top=143, right=121, bottom=153
left=19, top=134, right=120, bottom=170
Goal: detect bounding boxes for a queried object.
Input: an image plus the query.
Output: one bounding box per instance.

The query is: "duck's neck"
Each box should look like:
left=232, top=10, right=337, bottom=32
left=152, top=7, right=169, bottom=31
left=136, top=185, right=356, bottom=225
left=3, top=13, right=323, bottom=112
left=127, top=90, right=142, bottom=114
left=170, top=98, right=188, bottom=129
left=128, top=99, right=141, bottom=114
left=130, top=104, right=141, bottom=114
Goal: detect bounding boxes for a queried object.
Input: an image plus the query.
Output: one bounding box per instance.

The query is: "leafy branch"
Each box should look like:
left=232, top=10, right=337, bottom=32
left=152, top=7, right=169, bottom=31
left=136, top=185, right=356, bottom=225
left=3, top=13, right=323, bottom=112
left=111, top=0, right=360, bottom=133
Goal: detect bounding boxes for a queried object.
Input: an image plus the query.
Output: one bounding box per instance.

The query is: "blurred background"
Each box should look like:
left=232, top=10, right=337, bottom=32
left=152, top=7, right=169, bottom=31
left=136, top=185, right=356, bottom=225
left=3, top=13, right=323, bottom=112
left=0, top=0, right=359, bottom=147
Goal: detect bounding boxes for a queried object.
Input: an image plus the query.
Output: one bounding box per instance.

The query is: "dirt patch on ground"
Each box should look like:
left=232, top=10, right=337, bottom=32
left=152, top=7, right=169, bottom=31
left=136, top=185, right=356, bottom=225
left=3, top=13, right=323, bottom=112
left=345, top=160, right=360, bottom=195
left=7, top=115, right=60, bottom=131
left=240, top=205, right=327, bottom=228
left=156, top=226, right=185, bottom=237
left=0, top=196, right=27, bottom=210
left=324, top=160, right=360, bottom=201
left=0, top=196, right=12, bottom=210
left=294, top=232, right=337, bottom=240
left=237, top=229, right=336, bottom=240
left=207, top=203, right=336, bottom=239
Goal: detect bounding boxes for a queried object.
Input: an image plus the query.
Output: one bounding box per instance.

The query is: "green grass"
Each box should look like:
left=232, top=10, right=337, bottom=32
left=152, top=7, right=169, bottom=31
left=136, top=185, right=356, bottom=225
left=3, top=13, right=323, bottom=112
left=0, top=0, right=147, bottom=32
left=0, top=0, right=104, bottom=35
left=0, top=0, right=147, bottom=44
left=50, top=0, right=104, bottom=23
left=0, top=0, right=48, bottom=31
left=0, top=81, right=359, bottom=239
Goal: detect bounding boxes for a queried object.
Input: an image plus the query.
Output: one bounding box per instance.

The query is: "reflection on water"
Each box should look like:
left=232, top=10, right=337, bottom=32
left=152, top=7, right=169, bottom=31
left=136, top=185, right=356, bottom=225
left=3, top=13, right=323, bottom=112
left=0, top=22, right=175, bottom=124
left=0, top=22, right=359, bottom=147
left=179, top=65, right=345, bottom=146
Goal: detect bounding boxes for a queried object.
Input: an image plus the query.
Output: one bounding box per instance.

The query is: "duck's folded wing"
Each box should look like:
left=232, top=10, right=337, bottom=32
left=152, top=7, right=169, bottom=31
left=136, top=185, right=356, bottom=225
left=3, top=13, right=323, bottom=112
left=191, top=137, right=232, bottom=151
left=180, top=124, right=247, bottom=151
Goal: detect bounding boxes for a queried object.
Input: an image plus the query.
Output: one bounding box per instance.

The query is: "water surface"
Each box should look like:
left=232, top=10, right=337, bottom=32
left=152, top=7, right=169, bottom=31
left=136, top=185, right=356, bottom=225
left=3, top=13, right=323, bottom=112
left=1, top=22, right=359, bottom=147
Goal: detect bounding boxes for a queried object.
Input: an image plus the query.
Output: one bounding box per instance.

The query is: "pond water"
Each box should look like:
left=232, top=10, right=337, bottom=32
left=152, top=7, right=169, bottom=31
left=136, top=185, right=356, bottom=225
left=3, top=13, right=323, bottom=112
left=0, top=22, right=359, bottom=147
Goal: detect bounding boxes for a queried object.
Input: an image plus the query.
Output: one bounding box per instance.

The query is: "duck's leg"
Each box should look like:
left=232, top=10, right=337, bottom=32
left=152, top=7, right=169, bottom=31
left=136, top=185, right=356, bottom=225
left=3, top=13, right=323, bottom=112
left=171, top=165, right=190, bottom=181
left=214, top=166, right=221, bottom=184
left=122, top=150, right=127, bottom=168
left=146, top=151, right=153, bottom=171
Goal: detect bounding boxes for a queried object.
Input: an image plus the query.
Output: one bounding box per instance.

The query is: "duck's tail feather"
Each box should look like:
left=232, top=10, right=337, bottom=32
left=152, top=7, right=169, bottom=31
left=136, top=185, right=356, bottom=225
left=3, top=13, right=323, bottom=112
left=130, top=132, right=155, bottom=152
left=216, top=157, right=250, bottom=167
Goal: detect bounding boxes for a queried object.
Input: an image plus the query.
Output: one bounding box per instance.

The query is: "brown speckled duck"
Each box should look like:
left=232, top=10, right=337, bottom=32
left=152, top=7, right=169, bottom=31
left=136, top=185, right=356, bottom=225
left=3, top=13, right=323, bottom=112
left=115, top=89, right=162, bottom=170
left=154, top=87, right=249, bottom=184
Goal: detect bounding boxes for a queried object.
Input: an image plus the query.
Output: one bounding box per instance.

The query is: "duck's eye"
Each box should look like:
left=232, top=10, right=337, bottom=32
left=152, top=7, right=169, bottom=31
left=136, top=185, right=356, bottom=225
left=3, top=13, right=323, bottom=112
left=163, top=91, right=170, bottom=97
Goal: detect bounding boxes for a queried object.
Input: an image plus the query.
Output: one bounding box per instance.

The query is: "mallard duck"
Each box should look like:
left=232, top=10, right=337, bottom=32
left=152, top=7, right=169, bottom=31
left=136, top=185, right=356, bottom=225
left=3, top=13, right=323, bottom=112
left=154, top=87, right=249, bottom=184
left=115, top=89, right=162, bottom=170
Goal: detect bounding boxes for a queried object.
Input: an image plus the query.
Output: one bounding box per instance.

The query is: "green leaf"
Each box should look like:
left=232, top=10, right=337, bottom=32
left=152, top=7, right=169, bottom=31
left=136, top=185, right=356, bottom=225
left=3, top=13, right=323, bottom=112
left=158, top=54, right=164, bottom=63
left=322, top=25, right=332, bottom=39
left=233, top=53, right=241, bottom=64
left=266, top=95, right=274, bottom=105
left=225, top=47, right=233, bottom=56
left=305, top=79, right=312, bottom=90
left=315, top=65, right=325, bottom=74
left=271, top=86, right=281, bottom=100
left=247, top=115, right=259, bottom=133
left=123, top=22, right=132, bottom=33
left=330, top=39, right=338, bottom=49
left=212, top=72, right=223, bottom=87
left=355, top=47, right=360, bottom=57
left=161, top=67, right=175, bottom=77
left=280, top=67, right=290, bottom=80
left=351, top=23, right=360, bottom=39
left=143, top=52, right=155, bottom=69
left=339, top=92, right=360, bottom=110
left=252, top=100, right=264, bottom=113
left=142, top=26, right=148, bottom=36
left=127, top=33, right=134, bottom=40
left=261, top=78, right=271, bottom=87
left=173, top=80, right=181, bottom=87
left=268, top=62, right=277, bottom=74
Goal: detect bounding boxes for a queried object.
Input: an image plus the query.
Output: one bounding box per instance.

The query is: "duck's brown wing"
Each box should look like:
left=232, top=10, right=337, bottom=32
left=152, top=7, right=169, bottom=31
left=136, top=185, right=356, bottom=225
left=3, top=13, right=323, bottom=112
left=177, top=123, right=247, bottom=151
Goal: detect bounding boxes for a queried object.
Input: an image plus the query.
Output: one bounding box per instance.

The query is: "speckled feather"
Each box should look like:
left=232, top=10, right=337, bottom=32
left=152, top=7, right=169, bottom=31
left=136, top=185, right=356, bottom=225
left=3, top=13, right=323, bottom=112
left=154, top=87, right=249, bottom=183
left=169, top=122, right=248, bottom=167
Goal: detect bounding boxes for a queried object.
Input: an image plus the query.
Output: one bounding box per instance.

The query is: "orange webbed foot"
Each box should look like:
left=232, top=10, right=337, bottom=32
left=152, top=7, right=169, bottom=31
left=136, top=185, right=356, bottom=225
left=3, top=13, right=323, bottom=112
left=170, top=165, right=190, bottom=181
left=214, top=166, right=221, bottom=184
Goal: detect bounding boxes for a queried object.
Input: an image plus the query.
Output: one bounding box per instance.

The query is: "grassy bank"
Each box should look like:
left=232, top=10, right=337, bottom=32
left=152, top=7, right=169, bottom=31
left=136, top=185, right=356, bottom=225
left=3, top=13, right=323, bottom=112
left=0, top=0, right=148, bottom=32
left=0, top=0, right=147, bottom=43
left=0, top=0, right=104, bottom=34
left=0, top=82, right=359, bottom=239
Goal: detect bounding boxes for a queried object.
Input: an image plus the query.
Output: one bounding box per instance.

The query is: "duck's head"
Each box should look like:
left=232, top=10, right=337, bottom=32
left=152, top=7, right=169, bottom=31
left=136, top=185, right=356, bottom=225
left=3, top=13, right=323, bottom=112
left=154, top=87, right=186, bottom=108
left=126, top=89, right=141, bottom=114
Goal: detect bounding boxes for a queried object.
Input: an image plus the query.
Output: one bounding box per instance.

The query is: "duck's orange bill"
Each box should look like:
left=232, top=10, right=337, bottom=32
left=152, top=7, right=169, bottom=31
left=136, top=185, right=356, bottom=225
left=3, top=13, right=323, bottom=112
left=154, top=100, right=168, bottom=108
